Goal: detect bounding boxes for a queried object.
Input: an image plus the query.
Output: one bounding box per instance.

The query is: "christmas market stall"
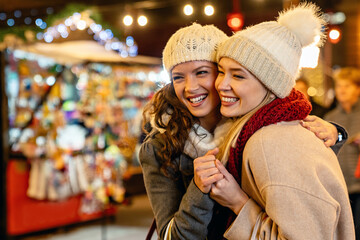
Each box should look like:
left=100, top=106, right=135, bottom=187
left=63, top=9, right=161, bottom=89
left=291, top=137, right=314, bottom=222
left=0, top=7, right=164, bottom=237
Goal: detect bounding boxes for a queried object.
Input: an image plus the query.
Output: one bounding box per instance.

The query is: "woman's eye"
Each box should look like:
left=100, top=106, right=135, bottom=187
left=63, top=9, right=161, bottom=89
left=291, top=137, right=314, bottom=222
left=234, top=74, right=245, bottom=79
left=196, top=70, right=208, bottom=76
left=172, top=76, right=183, bottom=81
left=218, top=70, right=224, bottom=75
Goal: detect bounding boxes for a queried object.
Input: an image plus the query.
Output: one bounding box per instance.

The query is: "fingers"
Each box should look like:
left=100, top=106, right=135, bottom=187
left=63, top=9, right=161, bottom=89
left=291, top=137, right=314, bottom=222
left=194, top=153, right=223, bottom=193
left=301, top=120, right=322, bottom=130
left=324, top=138, right=335, bottom=148
left=307, top=127, right=336, bottom=147
left=194, top=148, right=219, bottom=172
left=205, top=148, right=219, bottom=156
left=194, top=153, right=216, bottom=164
left=201, top=173, right=224, bottom=186
left=315, top=131, right=327, bottom=139
left=303, top=115, right=317, bottom=122
left=194, top=155, right=216, bottom=171
left=301, top=117, right=338, bottom=147
left=194, top=166, right=223, bottom=193
left=300, top=121, right=311, bottom=131
left=210, top=178, right=226, bottom=195
left=197, top=167, right=221, bottom=181
left=215, top=160, right=231, bottom=179
left=302, top=115, right=325, bottom=129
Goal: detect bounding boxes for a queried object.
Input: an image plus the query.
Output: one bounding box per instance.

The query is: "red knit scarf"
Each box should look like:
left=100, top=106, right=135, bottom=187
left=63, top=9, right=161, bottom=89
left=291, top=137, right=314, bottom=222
left=207, top=89, right=311, bottom=239
left=227, top=88, right=311, bottom=184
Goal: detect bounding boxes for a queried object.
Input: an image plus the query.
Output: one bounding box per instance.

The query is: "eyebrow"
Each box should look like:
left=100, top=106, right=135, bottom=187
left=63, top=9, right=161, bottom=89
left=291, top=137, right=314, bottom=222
left=192, top=65, right=212, bottom=73
left=172, top=65, right=213, bottom=75
left=218, top=64, right=246, bottom=73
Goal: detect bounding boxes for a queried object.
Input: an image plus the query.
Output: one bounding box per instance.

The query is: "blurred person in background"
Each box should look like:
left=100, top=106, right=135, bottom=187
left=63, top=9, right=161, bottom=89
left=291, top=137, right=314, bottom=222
left=325, top=66, right=360, bottom=239
left=295, top=77, right=329, bottom=117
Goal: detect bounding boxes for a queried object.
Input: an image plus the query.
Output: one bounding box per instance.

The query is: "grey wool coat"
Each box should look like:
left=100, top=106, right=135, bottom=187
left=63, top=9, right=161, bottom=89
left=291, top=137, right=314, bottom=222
left=140, top=129, right=214, bottom=239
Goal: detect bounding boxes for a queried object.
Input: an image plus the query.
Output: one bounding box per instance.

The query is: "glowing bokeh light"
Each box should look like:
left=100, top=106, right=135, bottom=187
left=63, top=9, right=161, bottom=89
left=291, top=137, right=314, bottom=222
left=184, top=4, right=194, bottom=16
left=204, top=5, right=214, bottom=16
left=123, top=15, right=133, bottom=26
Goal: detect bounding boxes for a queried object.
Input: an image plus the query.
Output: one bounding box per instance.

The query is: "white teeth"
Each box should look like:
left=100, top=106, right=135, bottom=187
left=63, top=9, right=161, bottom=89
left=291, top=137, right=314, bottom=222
left=189, top=95, right=206, bottom=103
left=221, top=97, right=238, bottom=103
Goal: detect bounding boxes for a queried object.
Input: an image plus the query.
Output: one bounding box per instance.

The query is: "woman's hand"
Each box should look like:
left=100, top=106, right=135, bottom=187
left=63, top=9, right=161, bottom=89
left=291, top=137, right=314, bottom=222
left=210, top=160, right=249, bottom=215
left=301, top=115, right=337, bottom=147
left=193, top=148, right=224, bottom=194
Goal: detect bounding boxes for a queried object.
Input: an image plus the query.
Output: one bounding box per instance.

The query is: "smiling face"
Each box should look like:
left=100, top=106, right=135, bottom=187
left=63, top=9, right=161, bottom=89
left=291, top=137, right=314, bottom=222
left=215, top=57, right=268, bottom=118
left=171, top=61, right=221, bottom=128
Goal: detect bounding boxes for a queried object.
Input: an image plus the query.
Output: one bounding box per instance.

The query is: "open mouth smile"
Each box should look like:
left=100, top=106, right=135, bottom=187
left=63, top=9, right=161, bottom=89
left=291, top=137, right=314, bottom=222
left=188, top=94, right=207, bottom=104
left=221, top=96, right=239, bottom=103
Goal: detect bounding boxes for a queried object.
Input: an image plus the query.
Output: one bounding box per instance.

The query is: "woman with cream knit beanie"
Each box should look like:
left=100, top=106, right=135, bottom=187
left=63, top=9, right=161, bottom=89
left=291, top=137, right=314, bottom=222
left=141, top=18, right=346, bottom=240
left=140, top=23, right=233, bottom=239
left=194, top=3, right=355, bottom=239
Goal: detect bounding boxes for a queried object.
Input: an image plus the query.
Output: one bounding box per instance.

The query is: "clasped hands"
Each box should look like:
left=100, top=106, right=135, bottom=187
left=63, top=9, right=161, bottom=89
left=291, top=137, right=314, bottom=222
left=193, top=115, right=340, bottom=214
left=193, top=148, right=249, bottom=215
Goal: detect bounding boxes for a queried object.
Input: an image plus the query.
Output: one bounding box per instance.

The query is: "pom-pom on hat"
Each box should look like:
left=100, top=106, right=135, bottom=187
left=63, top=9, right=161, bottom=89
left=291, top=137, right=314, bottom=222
left=163, top=23, right=228, bottom=73
left=217, top=2, right=326, bottom=98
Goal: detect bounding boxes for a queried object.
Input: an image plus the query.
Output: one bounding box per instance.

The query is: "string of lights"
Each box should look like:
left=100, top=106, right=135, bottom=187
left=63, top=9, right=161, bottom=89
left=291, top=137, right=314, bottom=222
left=183, top=3, right=215, bottom=16
left=0, top=5, right=138, bottom=58
left=39, top=11, right=138, bottom=57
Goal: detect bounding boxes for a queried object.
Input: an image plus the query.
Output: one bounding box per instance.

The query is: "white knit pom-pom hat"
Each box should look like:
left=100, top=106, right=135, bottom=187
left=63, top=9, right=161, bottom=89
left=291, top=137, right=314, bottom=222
left=217, top=2, right=326, bottom=98
left=162, top=23, right=228, bottom=73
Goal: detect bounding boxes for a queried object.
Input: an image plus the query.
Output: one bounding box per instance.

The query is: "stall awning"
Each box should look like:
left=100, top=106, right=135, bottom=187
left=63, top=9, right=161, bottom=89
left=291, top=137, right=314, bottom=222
left=16, top=40, right=161, bottom=65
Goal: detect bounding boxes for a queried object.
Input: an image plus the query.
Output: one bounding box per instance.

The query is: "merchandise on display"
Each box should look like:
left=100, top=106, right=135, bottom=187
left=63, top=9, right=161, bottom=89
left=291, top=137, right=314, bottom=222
left=6, top=48, right=163, bottom=205
left=3, top=47, right=163, bottom=235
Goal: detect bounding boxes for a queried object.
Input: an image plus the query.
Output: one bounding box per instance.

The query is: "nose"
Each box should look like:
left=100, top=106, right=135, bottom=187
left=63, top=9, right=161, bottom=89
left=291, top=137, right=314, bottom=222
left=216, top=74, right=231, bottom=92
left=184, top=75, right=199, bottom=92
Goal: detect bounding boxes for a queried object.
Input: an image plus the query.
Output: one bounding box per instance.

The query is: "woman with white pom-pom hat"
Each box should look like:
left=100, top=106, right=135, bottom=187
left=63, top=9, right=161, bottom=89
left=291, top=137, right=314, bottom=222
left=194, top=3, right=355, bottom=239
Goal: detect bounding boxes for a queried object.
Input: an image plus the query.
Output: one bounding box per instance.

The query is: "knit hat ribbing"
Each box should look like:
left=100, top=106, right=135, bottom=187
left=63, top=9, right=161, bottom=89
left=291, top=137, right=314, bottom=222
left=217, top=3, right=326, bottom=98
left=162, top=23, right=228, bottom=72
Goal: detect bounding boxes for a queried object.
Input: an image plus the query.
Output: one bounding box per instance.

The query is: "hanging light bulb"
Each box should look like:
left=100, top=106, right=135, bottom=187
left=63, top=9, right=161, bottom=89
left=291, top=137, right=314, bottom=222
left=137, top=15, right=148, bottom=26
left=123, top=15, right=133, bottom=26
left=184, top=4, right=194, bottom=16
left=329, top=27, right=341, bottom=44
left=204, top=4, right=214, bottom=16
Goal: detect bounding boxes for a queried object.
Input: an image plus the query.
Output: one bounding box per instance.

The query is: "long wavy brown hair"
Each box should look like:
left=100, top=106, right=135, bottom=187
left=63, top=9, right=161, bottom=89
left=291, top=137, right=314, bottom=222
left=142, top=82, right=198, bottom=178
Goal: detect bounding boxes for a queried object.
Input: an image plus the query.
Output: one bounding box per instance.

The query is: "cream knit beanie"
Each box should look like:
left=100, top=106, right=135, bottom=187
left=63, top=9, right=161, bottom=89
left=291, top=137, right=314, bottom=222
left=163, top=23, right=228, bottom=72
left=217, top=3, right=326, bottom=98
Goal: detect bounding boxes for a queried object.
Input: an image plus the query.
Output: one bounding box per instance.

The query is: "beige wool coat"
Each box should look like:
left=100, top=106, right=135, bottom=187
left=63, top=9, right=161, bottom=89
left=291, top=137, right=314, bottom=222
left=224, top=121, right=355, bottom=240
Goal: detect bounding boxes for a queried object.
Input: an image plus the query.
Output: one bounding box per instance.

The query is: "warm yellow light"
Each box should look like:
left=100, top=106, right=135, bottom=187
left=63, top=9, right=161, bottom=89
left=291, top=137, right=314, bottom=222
left=204, top=5, right=214, bottom=16
left=123, top=15, right=133, bottom=26
left=307, top=86, right=318, bottom=97
left=184, top=4, right=193, bottom=16
left=137, top=15, right=148, bottom=26
left=299, top=44, right=320, bottom=68
left=329, top=29, right=340, bottom=40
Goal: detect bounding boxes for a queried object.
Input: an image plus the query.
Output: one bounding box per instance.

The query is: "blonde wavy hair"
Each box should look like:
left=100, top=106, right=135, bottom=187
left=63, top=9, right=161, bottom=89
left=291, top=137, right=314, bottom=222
left=217, top=91, right=276, bottom=165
